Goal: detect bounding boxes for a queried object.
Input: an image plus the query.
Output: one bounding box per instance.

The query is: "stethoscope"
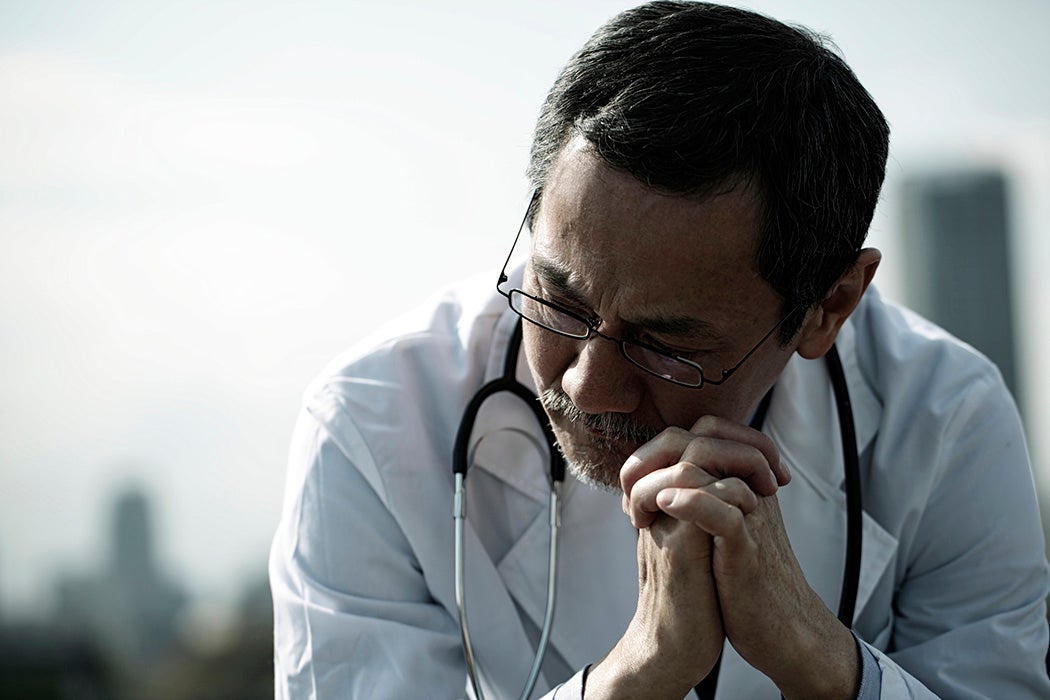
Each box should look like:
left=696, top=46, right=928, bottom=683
left=453, top=318, right=861, bottom=700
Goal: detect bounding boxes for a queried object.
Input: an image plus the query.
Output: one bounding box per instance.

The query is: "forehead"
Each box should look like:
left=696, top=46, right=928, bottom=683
left=530, top=140, right=774, bottom=327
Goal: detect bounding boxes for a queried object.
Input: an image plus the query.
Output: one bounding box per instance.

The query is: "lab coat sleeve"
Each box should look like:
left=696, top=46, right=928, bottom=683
left=854, top=632, right=883, bottom=698
left=269, top=409, right=471, bottom=699
left=549, top=670, right=587, bottom=699
left=862, top=367, right=1050, bottom=698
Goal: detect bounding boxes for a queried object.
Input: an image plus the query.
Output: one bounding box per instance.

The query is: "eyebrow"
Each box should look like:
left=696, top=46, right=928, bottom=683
left=530, top=252, right=726, bottom=342
left=531, top=254, right=591, bottom=308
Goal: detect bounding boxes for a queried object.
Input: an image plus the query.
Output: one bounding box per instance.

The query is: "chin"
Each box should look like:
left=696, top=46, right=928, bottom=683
left=538, top=387, right=660, bottom=492
left=555, top=432, right=631, bottom=492
left=564, top=459, right=622, bottom=492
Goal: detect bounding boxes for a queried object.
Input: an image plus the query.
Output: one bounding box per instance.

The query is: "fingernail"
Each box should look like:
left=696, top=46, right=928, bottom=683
left=657, top=489, right=678, bottom=509
left=621, top=494, right=629, bottom=515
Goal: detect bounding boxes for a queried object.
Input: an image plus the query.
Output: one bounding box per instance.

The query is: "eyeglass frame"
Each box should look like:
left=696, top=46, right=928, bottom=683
left=496, top=190, right=800, bottom=389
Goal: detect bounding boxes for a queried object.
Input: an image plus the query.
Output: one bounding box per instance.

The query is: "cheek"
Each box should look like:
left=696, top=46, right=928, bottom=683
left=649, top=392, right=710, bottom=430
left=646, top=385, right=754, bottom=429
left=522, top=324, right=574, bottom=388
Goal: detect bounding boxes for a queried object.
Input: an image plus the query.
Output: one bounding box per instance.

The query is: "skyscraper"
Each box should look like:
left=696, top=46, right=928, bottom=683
left=900, top=169, right=1019, bottom=401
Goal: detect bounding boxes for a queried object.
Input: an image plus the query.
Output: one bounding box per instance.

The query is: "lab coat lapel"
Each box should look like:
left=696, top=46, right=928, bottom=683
left=469, top=310, right=639, bottom=685
left=456, top=510, right=551, bottom=699
left=765, top=323, right=897, bottom=625
left=495, top=476, right=639, bottom=675
left=458, top=309, right=564, bottom=695
left=455, top=386, right=560, bottom=694
left=713, top=326, right=898, bottom=698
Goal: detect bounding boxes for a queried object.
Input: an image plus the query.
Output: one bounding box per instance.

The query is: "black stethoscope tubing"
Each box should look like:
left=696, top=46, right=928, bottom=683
left=453, top=319, right=566, bottom=700
left=454, top=319, right=565, bottom=483
left=454, top=319, right=862, bottom=700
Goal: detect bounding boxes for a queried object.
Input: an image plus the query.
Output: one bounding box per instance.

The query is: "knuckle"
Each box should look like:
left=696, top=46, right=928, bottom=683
left=678, top=460, right=717, bottom=488
left=722, top=502, right=746, bottom=528
left=682, top=436, right=716, bottom=467
left=690, top=414, right=721, bottom=434
left=722, top=476, right=747, bottom=492
left=722, top=503, right=747, bottom=524
left=756, top=432, right=779, bottom=461
left=620, top=455, right=648, bottom=491
left=660, top=425, right=691, bottom=441
left=673, top=461, right=697, bottom=480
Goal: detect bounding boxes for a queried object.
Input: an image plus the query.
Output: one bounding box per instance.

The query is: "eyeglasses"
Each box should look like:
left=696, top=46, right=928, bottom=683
left=496, top=191, right=797, bottom=388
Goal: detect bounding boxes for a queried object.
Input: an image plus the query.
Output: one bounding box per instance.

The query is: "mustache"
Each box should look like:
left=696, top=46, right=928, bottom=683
left=538, top=388, right=660, bottom=446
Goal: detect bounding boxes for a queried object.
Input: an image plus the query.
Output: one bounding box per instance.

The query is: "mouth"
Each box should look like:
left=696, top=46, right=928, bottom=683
left=539, top=388, right=660, bottom=450
left=541, top=402, right=647, bottom=493
left=554, top=418, right=621, bottom=456
left=579, top=422, right=629, bottom=446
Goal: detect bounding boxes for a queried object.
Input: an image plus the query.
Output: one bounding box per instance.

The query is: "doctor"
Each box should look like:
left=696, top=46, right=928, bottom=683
left=269, top=2, right=1050, bottom=698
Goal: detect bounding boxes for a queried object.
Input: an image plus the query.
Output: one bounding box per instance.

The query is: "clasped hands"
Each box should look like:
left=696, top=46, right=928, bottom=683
left=585, top=416, right=859, bottom=700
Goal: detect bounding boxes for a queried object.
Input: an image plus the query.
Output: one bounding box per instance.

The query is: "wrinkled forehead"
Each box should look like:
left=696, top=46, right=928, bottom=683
left=519, top=138, right=776, bottom=333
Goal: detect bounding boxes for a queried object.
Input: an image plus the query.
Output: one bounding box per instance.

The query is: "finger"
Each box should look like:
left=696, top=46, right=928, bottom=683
left=628, top=433, right=778, bottom=511
left=620, top=426, right=696, bottom=498
left=628, top=461, right=719, bottom=529
left=621, top=422, right=788, bottom=504
left=688, top=415, right=789, bottom=487
left=656, top=486, right=753, bottom=546
left=678, top=435, right=780, bottom=497
left=664, top=477, right=759, bottom=517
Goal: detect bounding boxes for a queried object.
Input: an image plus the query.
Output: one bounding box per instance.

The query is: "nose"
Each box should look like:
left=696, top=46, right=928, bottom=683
left=560, top=334, right=644, bottom=416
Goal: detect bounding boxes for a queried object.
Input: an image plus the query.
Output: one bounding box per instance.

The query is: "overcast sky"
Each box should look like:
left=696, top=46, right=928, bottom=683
left=2, top=0, right=1049, bottom=618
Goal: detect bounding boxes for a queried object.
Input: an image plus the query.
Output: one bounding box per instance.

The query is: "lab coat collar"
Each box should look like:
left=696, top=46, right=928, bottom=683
left=771, top=319, right=881, bottom=482
left=469, top=304, right=640, bottom=679
left=712, top=320, right=898, bottom=696
left=764, top=317, right=898, bottom=625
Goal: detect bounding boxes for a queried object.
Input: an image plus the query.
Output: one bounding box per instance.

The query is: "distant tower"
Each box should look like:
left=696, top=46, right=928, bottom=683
left=900, top=169, right=1020, bottom=401
left=55, top=484, right=185, bottom=675
left=113, top=489, right=153, bottom=580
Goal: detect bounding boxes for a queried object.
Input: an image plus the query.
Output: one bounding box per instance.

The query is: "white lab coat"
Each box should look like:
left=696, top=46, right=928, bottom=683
left=269, top=267, right=1050, bottom=699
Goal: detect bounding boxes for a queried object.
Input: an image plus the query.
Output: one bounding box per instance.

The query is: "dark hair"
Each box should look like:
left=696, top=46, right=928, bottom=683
left=527, top=1, right=890, bottom=341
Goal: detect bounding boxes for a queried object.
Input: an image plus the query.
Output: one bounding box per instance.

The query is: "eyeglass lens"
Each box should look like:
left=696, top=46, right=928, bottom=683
left=509, top=290, right=704, bottom=386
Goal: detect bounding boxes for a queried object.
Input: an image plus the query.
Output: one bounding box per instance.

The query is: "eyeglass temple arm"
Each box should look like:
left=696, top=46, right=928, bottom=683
left=703, top=305, right=800, bottom=386
left=498, top=190, right=541, bottom=288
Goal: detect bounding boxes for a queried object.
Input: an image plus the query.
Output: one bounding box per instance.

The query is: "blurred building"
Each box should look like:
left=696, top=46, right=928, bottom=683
left=54, top=487, right=186, bottom=676
left=1, top=482, right=276, bottom=700
left=900, top=169, right=1020, bottom=402
left=0, top=621, right=113, bottom=700
left=141, top=575, right=274, bottom=700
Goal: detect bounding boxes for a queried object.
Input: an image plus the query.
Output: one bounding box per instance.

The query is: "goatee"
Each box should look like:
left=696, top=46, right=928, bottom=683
left=538, top=388, right=660, bottom=491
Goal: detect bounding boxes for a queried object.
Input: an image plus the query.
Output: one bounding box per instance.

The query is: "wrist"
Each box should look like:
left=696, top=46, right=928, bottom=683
left=775, top=618, right=859, bottom=700
left=584, top=640, right=700, bottom=700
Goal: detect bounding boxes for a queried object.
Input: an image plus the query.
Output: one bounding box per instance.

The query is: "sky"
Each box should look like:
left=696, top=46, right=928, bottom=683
left=2, top=0, right=1049, bottom=619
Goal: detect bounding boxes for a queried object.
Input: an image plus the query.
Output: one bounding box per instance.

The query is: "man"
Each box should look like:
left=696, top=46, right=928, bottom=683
left=269, top=2, right=1050, bottom=698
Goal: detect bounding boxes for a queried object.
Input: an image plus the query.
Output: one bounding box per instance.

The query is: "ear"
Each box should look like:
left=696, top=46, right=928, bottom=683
left=795, top=248, right=881, bottom=360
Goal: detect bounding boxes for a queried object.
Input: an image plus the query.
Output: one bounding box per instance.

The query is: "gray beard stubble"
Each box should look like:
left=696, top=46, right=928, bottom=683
left=538, top=388, right=661, bottom=491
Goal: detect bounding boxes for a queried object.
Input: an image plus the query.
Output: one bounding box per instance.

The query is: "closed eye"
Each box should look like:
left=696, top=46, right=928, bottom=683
left=633, top=334, right=706, bottom=360
left=534, top=287, right=596, bottom=323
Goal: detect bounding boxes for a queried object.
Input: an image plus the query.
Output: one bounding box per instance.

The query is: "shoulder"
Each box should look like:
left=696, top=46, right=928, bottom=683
left=848, top=286, right=1009, bottom=417
left=845, top=286, right=1030, bottom=530
left=308, top=269, right=506, bottom=408
left=296, top=269, right=512, bottom=474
